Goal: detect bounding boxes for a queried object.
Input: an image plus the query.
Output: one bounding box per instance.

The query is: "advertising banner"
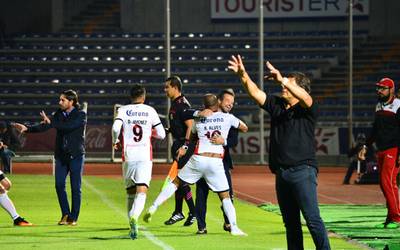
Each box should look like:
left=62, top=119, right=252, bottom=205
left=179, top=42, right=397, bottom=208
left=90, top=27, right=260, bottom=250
left=211, top=0, right=369, bottom=19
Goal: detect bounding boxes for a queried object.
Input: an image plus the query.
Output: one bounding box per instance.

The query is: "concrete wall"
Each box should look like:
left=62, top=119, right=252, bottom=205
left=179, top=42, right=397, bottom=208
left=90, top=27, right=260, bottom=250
left=0, top=0, right=52, bottom=34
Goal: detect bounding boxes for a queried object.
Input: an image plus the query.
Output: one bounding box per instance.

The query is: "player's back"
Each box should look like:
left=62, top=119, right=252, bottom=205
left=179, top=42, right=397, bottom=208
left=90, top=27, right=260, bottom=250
left=195, top=112, right=240, bottom=155
left=116, top=104, right=161, bottom=161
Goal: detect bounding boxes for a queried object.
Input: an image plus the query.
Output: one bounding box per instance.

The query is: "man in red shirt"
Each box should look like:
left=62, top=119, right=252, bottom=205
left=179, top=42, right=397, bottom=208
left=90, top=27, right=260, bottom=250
left=360, top=78, right=400, bottom=229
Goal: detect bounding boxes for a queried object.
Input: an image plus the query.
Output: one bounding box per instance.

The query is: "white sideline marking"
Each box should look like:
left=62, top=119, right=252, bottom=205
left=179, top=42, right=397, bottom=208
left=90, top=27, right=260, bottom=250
left=237, top=189, right=356, bottom=205
left=83, top=179, right=174, bottom=250
left=235, top=190, right=268, bottom=203
left=317, top=193, right=354, bottom=204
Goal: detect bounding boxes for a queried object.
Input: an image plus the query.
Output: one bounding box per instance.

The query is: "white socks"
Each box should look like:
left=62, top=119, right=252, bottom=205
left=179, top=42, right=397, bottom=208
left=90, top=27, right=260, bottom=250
left=129, top=192, right=146, bottom=220
left=149, top=182, right=178, bottom=212
left=0, top=193, right=19, bottom=220
left=222, top=197, right=237, bottom=227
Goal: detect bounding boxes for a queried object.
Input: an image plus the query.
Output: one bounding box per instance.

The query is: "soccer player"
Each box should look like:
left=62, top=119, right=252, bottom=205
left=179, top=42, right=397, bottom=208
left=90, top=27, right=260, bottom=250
left=112, top=84, right=166, bottom=240
left=144, top=94, right=248, bottom=236
left=0, top=170, right=32, bottom=226
left=195, top=89, right=239, bottom=234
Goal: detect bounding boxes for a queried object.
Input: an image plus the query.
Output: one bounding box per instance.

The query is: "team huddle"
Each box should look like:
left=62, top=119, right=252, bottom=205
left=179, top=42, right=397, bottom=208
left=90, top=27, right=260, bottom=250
left=112, top=81, right=249, bottom=239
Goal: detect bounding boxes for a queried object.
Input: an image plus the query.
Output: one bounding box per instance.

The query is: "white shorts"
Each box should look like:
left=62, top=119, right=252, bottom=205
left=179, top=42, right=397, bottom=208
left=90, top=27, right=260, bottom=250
left=122, top=161, right=152, bottom=188
left=178, top=155, right=229, bottom=192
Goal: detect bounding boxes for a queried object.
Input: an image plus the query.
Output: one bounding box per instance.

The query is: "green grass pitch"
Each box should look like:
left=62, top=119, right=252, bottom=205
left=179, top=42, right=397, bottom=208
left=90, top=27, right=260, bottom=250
left=0, top=175, right=363, bottom=249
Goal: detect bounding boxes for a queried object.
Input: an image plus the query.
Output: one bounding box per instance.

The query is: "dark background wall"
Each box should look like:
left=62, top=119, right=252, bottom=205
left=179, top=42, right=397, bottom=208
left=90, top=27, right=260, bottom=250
left=0, top=0, right=399, bottom=37
left=0, top=0, right=52, bottom=34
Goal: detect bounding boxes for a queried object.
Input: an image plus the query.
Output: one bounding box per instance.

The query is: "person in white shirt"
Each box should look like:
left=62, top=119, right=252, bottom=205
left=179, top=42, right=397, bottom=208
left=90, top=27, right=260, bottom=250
left=112, top=84, right=166, bottom=240
left=143, top=94, right=248, bottom=236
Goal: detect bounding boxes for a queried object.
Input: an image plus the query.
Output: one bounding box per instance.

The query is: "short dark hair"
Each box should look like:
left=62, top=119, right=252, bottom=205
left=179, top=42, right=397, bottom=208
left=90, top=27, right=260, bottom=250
left=130, top=84, right=146, bottom=100
left=287, top=72, right=311, bottom=93
left=61, top=89, right=80, bottom=109
left=218, top=88, right=235, bottom=100
left=203, top=94, right=218, bottom=109
left=165, top=75, right=182, bottom=92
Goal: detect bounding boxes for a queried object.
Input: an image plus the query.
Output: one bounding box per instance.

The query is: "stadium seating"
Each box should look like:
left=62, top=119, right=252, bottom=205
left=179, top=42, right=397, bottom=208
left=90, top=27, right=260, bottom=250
left=1, top=30, right=399, bottom=125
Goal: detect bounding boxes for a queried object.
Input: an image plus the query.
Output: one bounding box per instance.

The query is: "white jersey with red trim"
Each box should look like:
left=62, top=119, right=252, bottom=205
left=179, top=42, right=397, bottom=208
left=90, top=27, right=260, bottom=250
left=115, top=104, right=163, bottom=162
left=193, top=112, right=240, bottom=154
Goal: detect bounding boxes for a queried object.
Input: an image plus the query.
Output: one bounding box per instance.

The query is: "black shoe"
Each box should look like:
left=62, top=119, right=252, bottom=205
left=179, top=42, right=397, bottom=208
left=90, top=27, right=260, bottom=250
left=196, top=228, right=207, bottom=234
left=164, top=212, right=185, bottom=225
left=183, top=214, right=196, bottom=226
left=14, top=217, right=33, bottom=226
left=223, top=223, right=231, bottom=232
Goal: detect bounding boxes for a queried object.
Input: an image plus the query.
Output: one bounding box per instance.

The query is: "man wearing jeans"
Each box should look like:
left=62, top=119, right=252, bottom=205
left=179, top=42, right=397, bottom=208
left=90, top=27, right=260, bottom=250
left=229, top=55, right=330, bottom=250
left=14, top=90, right=86, bottom=226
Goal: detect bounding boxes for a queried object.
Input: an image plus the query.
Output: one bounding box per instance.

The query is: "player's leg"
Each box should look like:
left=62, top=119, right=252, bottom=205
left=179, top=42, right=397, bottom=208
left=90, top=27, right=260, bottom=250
left=144, top=156, right=201, bottom=223
left=143, top=177, right=180, bottom=223
left=55, top=158, right=71, bottom=225
left=181, top=144, right=197, bottom=226
left=0, top=173, right=32, bottom=226
left=195, top=178, right=209, bottom=233
left=128, top=161, right=152, bottom=239
left=221, top=167, right=233, bottom=232
left=165, top=143, right=196, bottom=226
left=204, top=157, right=246, bottom=236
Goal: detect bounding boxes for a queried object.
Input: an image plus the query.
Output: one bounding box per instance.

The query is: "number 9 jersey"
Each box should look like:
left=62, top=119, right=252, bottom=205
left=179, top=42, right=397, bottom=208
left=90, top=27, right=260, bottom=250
left=112, top=104, right=166, bottom=162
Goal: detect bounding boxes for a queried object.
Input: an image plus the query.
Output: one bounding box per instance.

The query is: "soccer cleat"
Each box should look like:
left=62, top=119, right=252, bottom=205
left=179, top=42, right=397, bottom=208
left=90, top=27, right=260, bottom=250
left=143, top=206, right=157, bottom=223
left=230, top=226, right=247, bottom=236
left=58, top=214, right=69, bottom=225
left=183, top=214, right=196, bottom=226
left=223, top=223, right=231, bottom=232
left=143, top=210, right=154, bottom=223
left=196, top=228, right=207, bottom=235
left=386, top=222, right=400, bottom=229
left=13, top=217, right=33, bottom=226
left=129, top=217, right=138, bottom=240
left=164, top=212, right=185, bottom=225
left=375, top=222, right=386, bottom=229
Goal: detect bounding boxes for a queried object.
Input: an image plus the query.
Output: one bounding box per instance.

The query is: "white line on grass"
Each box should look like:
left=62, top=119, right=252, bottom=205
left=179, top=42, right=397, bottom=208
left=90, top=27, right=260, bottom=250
left=235, top=190, right=268, bottom=203
left=83, top=179, right=174, bottom=250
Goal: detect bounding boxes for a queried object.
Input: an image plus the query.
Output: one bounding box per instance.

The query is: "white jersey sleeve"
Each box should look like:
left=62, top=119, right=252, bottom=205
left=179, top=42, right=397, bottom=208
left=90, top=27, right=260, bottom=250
left=114, top=104, right=164, bottom=162
left=194, top=112, right=240, bottom=154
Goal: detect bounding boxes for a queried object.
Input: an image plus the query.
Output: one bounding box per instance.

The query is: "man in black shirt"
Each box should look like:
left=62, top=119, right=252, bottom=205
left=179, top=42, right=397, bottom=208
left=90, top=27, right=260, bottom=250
left=163, top=76, right=196, bottom=226
left=229, top=55, right=330, bottom=250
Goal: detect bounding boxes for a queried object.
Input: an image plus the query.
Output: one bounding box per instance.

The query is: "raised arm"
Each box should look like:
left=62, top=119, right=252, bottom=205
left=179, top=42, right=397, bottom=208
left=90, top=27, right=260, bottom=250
left=228, top=55, right=267, bottom=106
left=266, top=61, right=313, bottom=108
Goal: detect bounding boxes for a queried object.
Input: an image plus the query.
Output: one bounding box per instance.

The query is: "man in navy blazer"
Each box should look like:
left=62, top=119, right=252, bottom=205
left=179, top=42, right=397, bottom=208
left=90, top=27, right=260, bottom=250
left=14, top=90, right=86, bottom=226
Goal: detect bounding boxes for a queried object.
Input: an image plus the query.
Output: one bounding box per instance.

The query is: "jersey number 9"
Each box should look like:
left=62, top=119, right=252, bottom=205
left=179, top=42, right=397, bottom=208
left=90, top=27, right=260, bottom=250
left=133, top=124, right=143, bottom=142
